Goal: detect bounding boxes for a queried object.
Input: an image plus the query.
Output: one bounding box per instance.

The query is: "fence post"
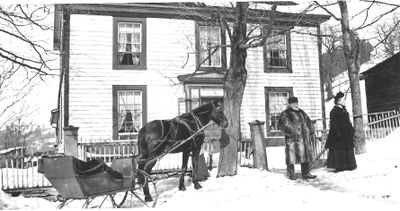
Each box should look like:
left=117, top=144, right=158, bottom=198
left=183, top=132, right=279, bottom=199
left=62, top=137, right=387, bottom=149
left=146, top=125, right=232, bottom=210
left=63, top=125, right=79, bottom=157
left=248, top=120, right=268, bottom=170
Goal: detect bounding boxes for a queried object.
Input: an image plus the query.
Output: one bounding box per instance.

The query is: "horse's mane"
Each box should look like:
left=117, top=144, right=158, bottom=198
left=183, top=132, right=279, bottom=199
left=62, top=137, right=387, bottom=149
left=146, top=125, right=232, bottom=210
left=179, top=103, right=212, bottom=119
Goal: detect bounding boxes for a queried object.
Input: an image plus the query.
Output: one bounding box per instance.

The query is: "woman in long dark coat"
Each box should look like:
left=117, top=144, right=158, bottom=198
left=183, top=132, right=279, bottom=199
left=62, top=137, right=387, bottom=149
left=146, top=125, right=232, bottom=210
left=325, top=91, right=357, bottom=172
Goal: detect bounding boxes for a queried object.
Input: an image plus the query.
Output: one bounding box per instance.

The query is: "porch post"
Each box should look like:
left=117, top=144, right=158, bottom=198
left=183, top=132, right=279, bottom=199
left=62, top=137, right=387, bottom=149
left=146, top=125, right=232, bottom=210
left=249, top=120, right=269, bottom=170
left=63, top=125, right=79, bottom=157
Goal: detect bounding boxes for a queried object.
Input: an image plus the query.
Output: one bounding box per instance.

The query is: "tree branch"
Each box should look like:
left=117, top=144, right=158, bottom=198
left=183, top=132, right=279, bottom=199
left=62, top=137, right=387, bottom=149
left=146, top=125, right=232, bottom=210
left=313, top=1, right=341, bottom=21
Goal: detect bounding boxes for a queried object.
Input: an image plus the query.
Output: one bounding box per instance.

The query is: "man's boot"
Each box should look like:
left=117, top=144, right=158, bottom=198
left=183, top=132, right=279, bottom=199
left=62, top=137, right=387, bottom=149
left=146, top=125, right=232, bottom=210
left=301, top=163, right=317, bottom=179
left=287, top=164, right=296, bottom=180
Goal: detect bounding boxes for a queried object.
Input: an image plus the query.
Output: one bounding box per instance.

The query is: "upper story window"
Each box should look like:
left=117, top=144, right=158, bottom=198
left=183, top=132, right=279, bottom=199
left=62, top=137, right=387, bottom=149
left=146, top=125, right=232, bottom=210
left=113, top=17, right=146, bottom=70
left=196, top=23, right=226, bottom=71
left=264, top=29, right=292, bottom=73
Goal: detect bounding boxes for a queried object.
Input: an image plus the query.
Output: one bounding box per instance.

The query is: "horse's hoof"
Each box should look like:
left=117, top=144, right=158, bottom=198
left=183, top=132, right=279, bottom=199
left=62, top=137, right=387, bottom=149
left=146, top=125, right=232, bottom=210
left=179, top=186, right=186, bottom=191
left=145, top=196, right=153, bottom=202
left=194, top=184, right=202, bottom=190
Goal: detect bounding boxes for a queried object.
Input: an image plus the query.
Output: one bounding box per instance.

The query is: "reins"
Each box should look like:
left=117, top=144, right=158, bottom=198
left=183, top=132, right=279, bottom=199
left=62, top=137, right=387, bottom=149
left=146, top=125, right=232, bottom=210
left=143, top=103, right=217, bottom=169
left=143, top=122, right=212, bottom=170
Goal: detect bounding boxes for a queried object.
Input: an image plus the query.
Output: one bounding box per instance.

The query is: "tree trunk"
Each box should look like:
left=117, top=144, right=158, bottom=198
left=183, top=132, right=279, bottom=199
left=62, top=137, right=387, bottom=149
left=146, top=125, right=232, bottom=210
left=217, top=2, right=248, bottom=177
left=338, top=1, right=367, bottom=154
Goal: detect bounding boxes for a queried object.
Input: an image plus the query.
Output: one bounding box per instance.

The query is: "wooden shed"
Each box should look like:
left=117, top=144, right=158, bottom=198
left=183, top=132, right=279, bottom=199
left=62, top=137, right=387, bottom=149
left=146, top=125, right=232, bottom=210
left=361, top=52, right=400, bottom=113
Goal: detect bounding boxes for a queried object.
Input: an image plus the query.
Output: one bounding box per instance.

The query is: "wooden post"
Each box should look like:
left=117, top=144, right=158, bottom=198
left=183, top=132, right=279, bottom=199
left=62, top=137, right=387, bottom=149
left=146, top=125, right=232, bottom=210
left=64, top=125, right=79, bottom=157
left=248, top=120, right=268, bottom=170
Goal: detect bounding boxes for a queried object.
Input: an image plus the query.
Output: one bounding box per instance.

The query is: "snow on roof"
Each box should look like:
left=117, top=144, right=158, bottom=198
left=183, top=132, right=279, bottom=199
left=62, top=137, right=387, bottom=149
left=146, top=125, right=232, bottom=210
left=0, top=146, right=24, bottom=155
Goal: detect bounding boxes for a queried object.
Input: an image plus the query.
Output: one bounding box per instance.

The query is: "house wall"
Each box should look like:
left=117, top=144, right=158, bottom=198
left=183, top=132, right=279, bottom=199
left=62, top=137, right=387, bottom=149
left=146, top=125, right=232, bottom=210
left=241, top=26, right=323, bottom=138
left=66, top=14, right=323, bottom=141
left=68, top=15, right=195, bottom=140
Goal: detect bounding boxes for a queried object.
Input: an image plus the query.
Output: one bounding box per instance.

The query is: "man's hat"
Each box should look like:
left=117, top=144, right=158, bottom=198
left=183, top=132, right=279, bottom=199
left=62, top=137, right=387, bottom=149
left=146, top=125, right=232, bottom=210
left=288, top=97, right=298, bottom=104
left=334, top=91, right=345, bottom=100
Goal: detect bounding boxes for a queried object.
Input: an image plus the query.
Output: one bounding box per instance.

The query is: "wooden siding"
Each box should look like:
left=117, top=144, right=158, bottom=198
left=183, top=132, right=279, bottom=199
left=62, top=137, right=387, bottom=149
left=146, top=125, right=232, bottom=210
left=364, top=54, right=400, bottom=113
left=241, top=26, right=322, bottom=138
left=66, top=14, right=322, bottom=141
left=68, top=15, right=195, bottom=140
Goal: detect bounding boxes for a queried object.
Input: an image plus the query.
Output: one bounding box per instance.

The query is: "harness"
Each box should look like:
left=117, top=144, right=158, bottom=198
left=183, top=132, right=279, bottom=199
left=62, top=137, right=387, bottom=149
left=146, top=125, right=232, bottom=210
left=142, top=104, right=218, bottom=170
left=155, top=106, right=214, bottom=154
left=191, top=112, right=203, bottom=130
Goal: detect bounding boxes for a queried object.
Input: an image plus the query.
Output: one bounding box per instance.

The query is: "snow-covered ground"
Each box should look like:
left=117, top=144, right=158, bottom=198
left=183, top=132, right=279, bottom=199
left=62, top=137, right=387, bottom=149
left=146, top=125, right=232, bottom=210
left=1, top=129, right=400, bottom=210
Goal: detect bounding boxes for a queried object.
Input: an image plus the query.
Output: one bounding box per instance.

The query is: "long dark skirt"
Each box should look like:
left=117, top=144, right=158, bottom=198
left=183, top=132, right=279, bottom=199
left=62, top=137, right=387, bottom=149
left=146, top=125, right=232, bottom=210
left=326, top=148, right=357, bottom=171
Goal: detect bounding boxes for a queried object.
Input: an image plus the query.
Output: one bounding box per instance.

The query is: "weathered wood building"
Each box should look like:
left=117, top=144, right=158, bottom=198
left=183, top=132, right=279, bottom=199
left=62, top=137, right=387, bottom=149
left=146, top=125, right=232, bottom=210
left=51, top=3, right=329, bottom=149
left=361, top=52, right=400, bottom=113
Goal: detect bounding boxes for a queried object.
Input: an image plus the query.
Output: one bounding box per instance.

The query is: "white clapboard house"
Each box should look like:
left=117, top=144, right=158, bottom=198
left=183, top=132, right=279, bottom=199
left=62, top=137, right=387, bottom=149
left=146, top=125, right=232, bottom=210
left=51, top=3, right=330, bottom=150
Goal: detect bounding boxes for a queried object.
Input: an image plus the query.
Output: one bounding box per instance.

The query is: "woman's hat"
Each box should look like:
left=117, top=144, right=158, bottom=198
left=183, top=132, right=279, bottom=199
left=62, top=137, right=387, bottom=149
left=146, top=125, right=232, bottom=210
left=288, top=97, right=298, bottom=104
left=334, top=91, right=344, bottom=100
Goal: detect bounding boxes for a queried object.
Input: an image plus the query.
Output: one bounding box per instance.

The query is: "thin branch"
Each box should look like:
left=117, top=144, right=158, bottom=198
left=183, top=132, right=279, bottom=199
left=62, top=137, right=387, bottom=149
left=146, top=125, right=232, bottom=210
left=242, top=3, right=278, bottom=49
left=313, top=1, right=341, bottom=21
left=360, top=0, right=400, bottom=7
left=0, top=50, right=48, bottom=75
left=373, top=18, right=400, bottom=49
left=354, top=6, right=400, bottom=31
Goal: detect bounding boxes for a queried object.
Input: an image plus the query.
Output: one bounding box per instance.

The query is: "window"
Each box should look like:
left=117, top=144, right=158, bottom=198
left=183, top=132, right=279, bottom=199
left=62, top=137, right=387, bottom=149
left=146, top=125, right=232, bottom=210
left=264, top=87, right=293, bottom=136
left=196, top=23, right=226, bottom=71
left=264, top=29, right=292, bottom=73
left=113, top=85, right=147, bottom=140
left=113, top=17, right=146, bottom=70
left=189, top=87, right=223, bottom=109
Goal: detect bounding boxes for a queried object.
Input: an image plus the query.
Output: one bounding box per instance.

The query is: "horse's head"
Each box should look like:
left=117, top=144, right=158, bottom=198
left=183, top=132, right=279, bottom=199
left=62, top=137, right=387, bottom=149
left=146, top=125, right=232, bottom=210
left=210, top=99, right=228, bottom=129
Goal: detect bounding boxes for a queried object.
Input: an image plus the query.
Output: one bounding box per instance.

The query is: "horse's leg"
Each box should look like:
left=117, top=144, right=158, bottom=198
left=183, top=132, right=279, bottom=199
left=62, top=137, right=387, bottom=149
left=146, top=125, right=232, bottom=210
left=139, top=161, right=156, bottom=202
left=179, top=152, right=190, bottom=191
left=191, top=147, right=202, bottom=190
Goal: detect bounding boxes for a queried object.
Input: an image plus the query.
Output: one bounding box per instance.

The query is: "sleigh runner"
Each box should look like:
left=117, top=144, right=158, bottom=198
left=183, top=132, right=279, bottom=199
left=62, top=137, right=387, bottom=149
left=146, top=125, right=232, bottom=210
left=38, top=155, right=158, bottom=208
left=38, top=101, right=227, bottom=208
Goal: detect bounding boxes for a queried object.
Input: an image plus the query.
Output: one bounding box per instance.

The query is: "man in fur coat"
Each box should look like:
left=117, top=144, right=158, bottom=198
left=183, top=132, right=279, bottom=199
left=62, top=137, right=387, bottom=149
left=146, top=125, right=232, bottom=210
left=278, top=97, right=317, bottom=180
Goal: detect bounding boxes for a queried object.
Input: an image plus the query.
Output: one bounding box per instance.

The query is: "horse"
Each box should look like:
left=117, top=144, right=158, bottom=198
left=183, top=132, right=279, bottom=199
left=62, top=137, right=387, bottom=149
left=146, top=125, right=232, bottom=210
left=137, top=99, right=228, bottom=202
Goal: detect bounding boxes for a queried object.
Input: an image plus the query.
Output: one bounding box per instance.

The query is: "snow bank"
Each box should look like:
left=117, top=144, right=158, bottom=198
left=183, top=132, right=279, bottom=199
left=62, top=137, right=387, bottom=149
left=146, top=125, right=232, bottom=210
left=1, top=129, right=399, bottom=210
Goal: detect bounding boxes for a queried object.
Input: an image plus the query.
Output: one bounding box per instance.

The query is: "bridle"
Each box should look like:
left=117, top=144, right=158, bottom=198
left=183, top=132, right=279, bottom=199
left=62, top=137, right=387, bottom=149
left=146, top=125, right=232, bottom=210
left=191, top=102, right=219, bottom=130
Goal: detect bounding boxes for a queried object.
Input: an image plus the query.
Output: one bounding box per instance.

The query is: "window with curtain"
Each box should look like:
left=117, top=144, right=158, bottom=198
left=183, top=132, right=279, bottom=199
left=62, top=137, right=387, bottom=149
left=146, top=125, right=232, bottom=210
left=265, top=87, right=293, bottom=136
left=113, top=85, right=146, bottom=140
left=117, top=22, right=142, bottom=65
left=268, top=92, right=289, bottom=132
left=118, top=90, right=142, bottom=136
left=264, top=29, right=291, bottom=73
left=113, top=17, right=146, bottom=70
left=199, top=26, right=222, bottom=67
left=266, top=33, right=287, bottom=68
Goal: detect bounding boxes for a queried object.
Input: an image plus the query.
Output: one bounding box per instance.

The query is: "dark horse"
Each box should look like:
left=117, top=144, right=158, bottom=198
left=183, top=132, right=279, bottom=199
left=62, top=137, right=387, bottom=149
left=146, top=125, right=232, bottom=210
left=137, top=100, right=228, bottom=202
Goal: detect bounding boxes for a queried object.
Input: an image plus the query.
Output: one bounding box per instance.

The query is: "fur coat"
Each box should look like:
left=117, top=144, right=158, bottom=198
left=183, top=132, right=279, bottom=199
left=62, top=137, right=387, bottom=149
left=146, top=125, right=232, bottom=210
left=278, top=107, right=314, bottom=165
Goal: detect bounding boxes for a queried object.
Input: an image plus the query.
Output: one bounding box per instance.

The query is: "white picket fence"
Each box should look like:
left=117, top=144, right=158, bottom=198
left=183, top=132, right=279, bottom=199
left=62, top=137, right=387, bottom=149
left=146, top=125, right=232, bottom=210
left=1, top=109, right=399, bottom=193
left=0, top=149, right=52, bottom=192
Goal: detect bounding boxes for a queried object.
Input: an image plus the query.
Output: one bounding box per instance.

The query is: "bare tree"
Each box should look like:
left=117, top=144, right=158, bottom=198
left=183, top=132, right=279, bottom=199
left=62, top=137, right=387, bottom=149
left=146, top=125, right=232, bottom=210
left=373, top=12, right=400, bottom=57
left=0, top=4, right=56, bottom=129
left=313, top=0, right=400, bottom=154
left=321, top=24, right=343, bottom=100
left=321, top=25, right=373, bottom=101
left=176, top=2, right=323, bottom=176
left=0, top=71, right=38, bottom=130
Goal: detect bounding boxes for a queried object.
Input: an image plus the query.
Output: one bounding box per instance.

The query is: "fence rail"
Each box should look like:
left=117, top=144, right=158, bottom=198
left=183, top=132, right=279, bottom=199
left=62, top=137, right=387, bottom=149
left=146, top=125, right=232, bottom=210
left=0, top=148, right=52, bottom=192
left=1, top=109, right=399, bottom=193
